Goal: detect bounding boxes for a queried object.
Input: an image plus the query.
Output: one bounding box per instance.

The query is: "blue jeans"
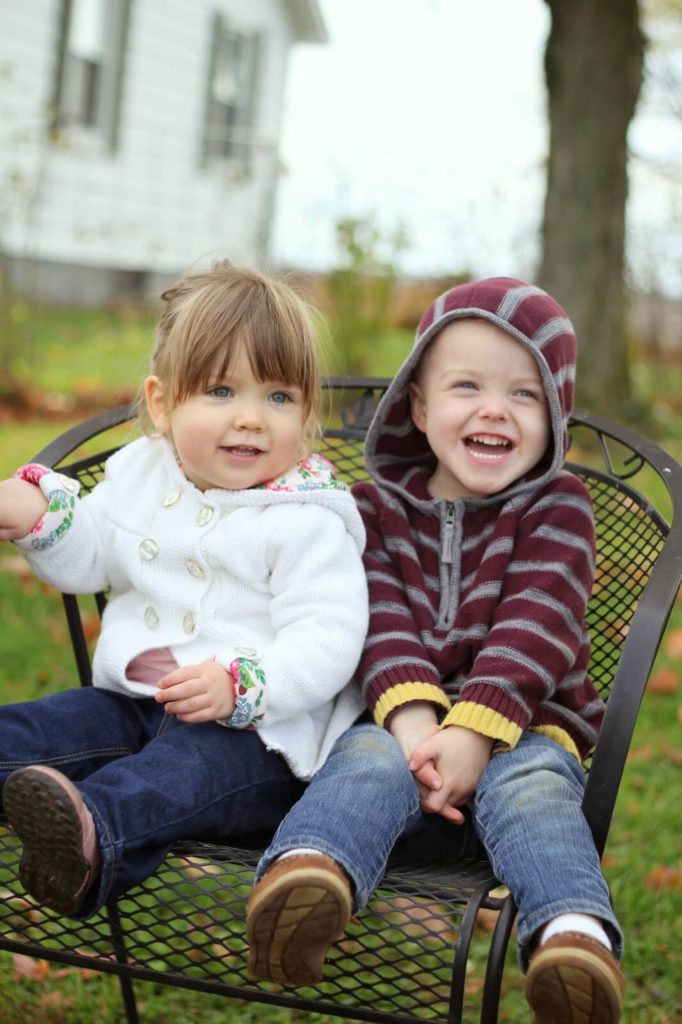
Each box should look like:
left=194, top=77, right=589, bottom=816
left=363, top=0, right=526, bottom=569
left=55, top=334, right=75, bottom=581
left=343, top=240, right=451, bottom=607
left=257, top=724, right=623, bottom=968
left=0, top=687, right=305, bottom=918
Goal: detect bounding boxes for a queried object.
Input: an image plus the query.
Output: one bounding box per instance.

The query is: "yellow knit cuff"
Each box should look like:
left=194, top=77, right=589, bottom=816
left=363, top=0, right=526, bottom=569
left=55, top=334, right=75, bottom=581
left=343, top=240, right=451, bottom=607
left=440, top=701, right=523, bottom=748
left=530, top=725, right=582, bottom=763
left=373, top=682, right=451, bottom=728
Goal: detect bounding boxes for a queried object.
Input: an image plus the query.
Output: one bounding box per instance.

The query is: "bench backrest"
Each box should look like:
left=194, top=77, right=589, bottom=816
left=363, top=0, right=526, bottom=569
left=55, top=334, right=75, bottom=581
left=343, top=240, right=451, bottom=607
left=34, top=379, right=682, bottom=857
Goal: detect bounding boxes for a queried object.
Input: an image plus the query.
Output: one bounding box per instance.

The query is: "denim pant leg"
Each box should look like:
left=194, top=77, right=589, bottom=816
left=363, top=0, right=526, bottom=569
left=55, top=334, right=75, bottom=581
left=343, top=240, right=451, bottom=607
left=473, top=732, right=623, bottom=968
left=256, top=724, right=422, bottom=911
left=76, top=715, right=305, bottom=917
left=0, top=687, right=155, bottom=798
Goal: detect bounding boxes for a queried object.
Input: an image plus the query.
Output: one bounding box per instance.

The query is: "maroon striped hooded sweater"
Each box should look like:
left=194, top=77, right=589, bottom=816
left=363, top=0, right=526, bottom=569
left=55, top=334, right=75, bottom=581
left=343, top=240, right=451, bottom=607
left=352, top=278, right=605, bottom=762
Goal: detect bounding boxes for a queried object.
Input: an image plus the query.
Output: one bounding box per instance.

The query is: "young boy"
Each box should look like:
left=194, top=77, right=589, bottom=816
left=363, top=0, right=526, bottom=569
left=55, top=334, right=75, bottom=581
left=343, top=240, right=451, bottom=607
left=246, top=277, right=625, bottom=1024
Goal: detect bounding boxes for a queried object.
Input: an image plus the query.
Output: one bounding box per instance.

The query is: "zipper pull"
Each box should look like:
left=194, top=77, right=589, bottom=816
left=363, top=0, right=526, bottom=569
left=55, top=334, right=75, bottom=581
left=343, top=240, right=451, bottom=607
left=441, top=502, right=456, bottom=564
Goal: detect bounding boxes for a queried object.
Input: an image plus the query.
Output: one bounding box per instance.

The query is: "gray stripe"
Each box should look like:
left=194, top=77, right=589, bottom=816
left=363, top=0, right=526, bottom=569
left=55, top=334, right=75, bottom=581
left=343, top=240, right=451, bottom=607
left=499, top=587, right=583, bottom=639
left=362, top=656, right=438, bottom=689
left=461, top=580, right=503, bottom=603
left=532, top=490, right=592, bottom=519
left=531, top=524, right=595, bottom=570
left=475, top=644, right=554, bottom=691
left=506, top=560, right=590, bottom=604
left=496, top=284, right=546, bottom=320
left=461, top=674, right=531, bottom=715
left=462, top=521, right=495, bottom=551
left=424, top=623, right=488, bottom=650
left=363, top=630, right=425, bottom=650
left=532, top=316, right=574, bottom=349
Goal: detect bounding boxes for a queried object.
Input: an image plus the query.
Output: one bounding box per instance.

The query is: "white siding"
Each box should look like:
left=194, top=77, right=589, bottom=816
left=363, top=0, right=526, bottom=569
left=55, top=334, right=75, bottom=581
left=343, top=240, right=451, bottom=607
left=0, top=0, right=301, bottom=278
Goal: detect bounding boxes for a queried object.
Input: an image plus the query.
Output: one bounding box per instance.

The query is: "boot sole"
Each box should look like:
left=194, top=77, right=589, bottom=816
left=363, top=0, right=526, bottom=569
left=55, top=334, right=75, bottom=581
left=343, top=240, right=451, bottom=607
left=247, top=862, right=351, bottom=986
left=525, top=943, right=623, bottom=1024
left=4, top=768, right=91, bottom=915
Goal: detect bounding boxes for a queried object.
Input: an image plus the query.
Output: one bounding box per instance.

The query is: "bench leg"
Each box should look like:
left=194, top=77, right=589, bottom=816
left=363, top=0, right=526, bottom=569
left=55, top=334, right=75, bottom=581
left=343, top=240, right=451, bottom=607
left=106, top=900, right=140, bottom=1024
left=117, top=973, right=140, bottom=1024
left=480, top=894, right=517, bottom=1024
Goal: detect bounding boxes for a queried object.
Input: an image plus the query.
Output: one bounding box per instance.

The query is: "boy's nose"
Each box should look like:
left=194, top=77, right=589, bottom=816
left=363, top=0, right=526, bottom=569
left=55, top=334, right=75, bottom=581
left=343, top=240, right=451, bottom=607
left=479, top=395, right=509, bottom=420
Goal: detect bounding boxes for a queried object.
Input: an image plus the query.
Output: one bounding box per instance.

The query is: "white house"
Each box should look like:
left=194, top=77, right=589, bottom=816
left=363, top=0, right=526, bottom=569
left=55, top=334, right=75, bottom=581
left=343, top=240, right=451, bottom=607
left=0, top=0, right=325, bottom=303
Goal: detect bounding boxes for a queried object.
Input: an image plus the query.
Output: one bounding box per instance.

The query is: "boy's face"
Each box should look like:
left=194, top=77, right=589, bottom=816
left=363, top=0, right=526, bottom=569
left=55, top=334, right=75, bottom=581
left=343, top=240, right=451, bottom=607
left=409, top=318, right=550, bottom=501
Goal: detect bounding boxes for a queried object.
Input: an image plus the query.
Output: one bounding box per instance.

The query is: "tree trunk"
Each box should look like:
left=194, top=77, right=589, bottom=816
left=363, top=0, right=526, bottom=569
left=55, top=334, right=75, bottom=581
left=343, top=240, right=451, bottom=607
left=539, top=0, right=644, bottom=419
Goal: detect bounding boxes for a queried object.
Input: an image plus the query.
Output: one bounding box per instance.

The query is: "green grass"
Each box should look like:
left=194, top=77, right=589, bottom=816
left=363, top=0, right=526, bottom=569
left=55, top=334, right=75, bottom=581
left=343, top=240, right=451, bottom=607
left=0, top=305, right=681, bottom=1022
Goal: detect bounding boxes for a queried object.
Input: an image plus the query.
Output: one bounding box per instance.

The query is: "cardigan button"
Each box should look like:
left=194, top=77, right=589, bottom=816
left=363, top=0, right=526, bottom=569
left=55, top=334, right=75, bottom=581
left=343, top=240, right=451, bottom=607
left=196, top=506, right=214, bottom=527
left=144, top=607, right=159, bottom=629
left=234, top=646, right=258, bottom=659
left=139, top=538, right=159, bottom=561
left=162, top=491, right=181, bottom=507
left=185, top=559, right=204, bottom=579
left=183, top=611, right=196, bottom=634
left=59, top=475, right=79, bottom=494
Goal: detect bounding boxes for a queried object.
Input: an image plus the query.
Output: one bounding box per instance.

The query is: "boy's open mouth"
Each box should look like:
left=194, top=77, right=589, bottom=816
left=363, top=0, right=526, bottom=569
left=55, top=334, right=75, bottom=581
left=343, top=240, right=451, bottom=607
left=463, top=434, right=513, bottom=458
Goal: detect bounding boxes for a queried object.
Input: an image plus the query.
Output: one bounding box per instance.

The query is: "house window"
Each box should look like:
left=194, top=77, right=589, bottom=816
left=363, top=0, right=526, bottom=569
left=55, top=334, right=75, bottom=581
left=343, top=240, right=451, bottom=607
left=52, top=0, right=131, bottom=151
left=202, top=13, right=261, bottom=170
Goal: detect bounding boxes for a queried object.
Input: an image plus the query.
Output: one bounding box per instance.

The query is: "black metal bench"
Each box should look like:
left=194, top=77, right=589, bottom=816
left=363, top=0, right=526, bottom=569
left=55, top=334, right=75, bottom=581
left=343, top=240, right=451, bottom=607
left=1, top=377, right=681, bottom=1024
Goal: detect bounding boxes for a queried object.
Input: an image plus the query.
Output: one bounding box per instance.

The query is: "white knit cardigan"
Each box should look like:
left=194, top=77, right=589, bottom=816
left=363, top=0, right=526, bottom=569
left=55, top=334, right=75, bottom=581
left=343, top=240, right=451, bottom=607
left=17, top=436, right=369, bottom=780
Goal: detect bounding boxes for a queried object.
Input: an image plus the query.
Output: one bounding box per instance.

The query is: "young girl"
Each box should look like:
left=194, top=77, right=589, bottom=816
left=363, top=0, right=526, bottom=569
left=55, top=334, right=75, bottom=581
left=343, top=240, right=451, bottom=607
left=0, top=261, right=368, bottom=919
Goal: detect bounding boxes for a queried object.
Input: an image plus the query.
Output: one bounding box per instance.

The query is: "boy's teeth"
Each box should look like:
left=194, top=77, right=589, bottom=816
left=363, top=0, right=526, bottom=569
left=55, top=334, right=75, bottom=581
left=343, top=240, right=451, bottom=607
left=469, top=436, right=508, bottom=447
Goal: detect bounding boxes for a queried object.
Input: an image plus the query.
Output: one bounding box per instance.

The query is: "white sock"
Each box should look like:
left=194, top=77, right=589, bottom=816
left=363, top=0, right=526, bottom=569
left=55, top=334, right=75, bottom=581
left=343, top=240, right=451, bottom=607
left=277, top=847, right=325, bottom=861
left=541, top=913, right=612, bottom=951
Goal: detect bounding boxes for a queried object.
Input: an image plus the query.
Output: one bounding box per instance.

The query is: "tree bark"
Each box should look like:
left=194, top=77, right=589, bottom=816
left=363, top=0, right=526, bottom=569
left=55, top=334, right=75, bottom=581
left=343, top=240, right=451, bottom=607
left=539, top=0, right=645, bottom=419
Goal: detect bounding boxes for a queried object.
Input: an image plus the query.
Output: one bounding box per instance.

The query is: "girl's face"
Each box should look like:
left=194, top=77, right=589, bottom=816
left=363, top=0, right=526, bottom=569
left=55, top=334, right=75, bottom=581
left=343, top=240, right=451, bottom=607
left=144, top=347, right=306, bottom=491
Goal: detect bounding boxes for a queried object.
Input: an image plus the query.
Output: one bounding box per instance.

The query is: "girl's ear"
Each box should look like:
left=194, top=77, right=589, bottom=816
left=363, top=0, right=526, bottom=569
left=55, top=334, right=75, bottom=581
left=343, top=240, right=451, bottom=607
left=409, top=381, right=427, bottom=433
left=144, top=376, right=170, bottom=434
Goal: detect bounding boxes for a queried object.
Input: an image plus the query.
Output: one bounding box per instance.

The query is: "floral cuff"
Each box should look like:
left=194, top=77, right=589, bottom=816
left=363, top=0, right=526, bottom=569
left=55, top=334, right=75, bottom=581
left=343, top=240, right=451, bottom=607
left=13, top=464, right=79, bottom=552
left=219, top=657, right=266, bottom=730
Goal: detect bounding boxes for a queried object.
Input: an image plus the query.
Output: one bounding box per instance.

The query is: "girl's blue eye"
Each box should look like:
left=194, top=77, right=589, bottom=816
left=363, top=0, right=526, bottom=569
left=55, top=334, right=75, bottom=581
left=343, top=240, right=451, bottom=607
left=270, top=391, right=292, bottom=404
left=209, top=386, right=231, bottom=398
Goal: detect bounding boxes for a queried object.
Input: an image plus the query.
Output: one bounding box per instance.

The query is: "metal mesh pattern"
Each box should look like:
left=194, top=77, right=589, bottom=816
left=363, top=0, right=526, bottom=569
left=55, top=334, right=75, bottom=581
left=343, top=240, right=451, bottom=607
left=0, top=383, right=676, bottom=1023
left=0, top=826, right=497, bottom=1021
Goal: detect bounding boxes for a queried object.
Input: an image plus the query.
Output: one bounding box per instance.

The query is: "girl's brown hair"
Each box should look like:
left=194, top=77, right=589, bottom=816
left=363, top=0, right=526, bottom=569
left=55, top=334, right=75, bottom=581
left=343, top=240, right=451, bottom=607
left=138, top=262, right=322, bottom=448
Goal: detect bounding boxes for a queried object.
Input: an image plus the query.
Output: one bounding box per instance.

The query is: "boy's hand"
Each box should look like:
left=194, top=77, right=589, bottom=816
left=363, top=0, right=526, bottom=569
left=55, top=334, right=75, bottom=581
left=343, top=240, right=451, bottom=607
left=388, top=703, right=442, bottom=797
left=155, top=660, right=235, bottom=723
left=0, top=478, right=48, bottom=542
left=409, top=726, right=495, bottom=825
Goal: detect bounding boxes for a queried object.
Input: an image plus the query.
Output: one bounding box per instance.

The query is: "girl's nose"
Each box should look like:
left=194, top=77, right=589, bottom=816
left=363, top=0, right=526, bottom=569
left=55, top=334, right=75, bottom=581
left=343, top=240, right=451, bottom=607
left=234, top=402, right=264, bottom=430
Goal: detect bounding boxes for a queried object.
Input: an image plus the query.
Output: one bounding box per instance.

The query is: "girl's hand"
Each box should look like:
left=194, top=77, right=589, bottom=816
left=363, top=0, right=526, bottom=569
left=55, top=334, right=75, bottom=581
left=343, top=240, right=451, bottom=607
left=0, top=478, right=48, bottom=542
left=155, top=660, right=235, bottom=723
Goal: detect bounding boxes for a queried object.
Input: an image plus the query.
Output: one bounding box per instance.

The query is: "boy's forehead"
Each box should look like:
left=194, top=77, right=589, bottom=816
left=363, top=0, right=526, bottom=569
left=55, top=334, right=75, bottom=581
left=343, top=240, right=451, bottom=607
left=418, top=316, right=541, bottom=377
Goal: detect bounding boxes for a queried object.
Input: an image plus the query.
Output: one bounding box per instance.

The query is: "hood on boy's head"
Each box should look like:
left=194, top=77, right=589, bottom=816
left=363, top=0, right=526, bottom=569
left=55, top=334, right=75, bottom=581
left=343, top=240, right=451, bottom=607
left=365, top=277, right=578, bottom=504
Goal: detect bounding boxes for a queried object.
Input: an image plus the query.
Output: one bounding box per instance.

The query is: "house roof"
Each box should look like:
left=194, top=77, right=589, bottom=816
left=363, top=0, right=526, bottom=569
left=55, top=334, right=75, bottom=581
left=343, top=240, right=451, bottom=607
left=284, top=0, right=328, bottom=43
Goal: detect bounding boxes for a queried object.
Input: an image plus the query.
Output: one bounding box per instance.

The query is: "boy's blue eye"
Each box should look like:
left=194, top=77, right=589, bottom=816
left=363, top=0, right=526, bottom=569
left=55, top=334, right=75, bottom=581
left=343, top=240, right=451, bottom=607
left=452, top=380, right=477, bottom=391
left=515, top=388, right=540, bottom=400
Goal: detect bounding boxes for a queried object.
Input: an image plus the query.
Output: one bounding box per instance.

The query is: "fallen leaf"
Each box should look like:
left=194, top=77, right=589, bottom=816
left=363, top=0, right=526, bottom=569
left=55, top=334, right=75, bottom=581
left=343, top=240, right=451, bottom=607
left=644, top=865, right=682, bottom=890
left=661, top=744, right=682, bottom=766
left=647, top=668, right=679, bottom=695
left=628, top=745, right=657, bottom=762
left=664, top=628, right=682, bottom=661
left=13, top=954, right=50, bottom=980
left=39, top=991, right=69, bottom=1009
left=475, top=907, right=500, bottom=934
left=81, top=612, right=101, bottom=642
